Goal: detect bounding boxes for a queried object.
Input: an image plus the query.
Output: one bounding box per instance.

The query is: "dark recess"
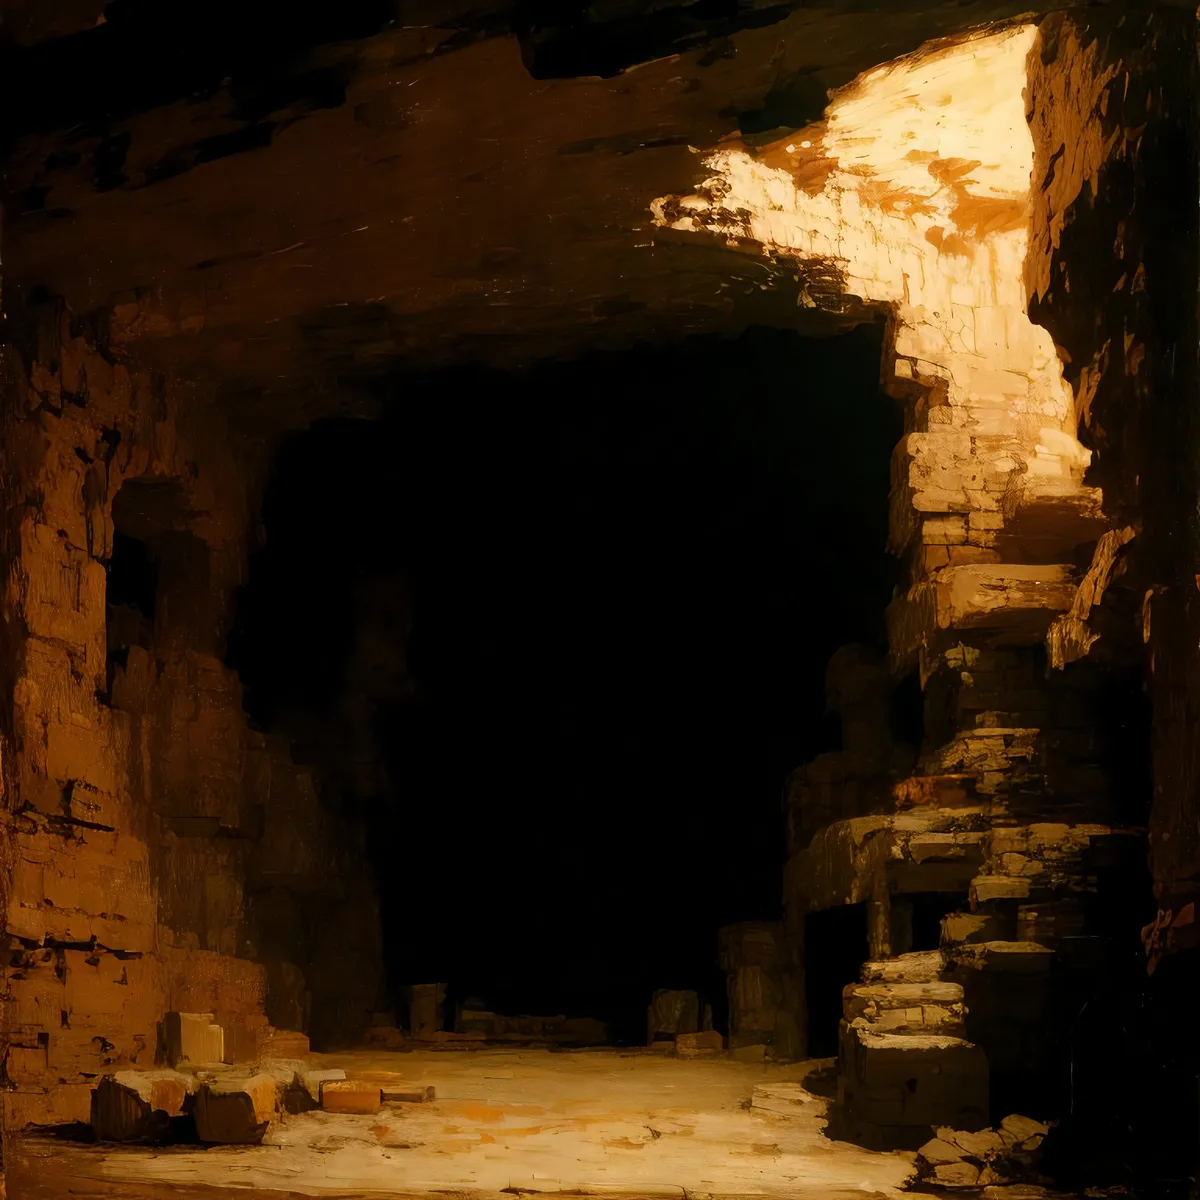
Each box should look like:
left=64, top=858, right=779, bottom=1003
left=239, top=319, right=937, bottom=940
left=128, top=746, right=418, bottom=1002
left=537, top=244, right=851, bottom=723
left=227, top=323, right=900, bottom=1039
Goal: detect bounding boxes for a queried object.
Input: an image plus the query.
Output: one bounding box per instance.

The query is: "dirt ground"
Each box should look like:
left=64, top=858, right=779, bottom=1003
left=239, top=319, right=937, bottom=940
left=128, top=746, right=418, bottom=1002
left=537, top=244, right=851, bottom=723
left=10, top=1048, right=917, bottom=1199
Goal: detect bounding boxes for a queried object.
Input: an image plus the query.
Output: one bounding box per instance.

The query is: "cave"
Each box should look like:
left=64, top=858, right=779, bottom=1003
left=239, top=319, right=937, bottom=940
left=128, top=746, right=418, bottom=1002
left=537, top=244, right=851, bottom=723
left=1, top=3, right=1199, bottom=1199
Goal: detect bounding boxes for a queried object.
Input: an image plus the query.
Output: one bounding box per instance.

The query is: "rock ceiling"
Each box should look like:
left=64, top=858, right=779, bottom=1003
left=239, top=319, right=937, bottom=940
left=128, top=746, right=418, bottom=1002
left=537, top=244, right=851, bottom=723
left=0, top=0, right=1188, bottom=430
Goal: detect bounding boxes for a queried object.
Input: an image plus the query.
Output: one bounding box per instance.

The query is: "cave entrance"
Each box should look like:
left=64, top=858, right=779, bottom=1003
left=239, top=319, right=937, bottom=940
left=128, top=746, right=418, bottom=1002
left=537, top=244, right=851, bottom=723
left=805, top=903, right=868, bottom=1059
left=227, top=321, right=901, bottom=1048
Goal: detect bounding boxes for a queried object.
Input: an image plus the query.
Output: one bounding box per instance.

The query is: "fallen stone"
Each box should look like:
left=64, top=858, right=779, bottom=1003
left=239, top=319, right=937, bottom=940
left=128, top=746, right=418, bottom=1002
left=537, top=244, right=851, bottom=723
left=193, top=1074, right=276, bottom=1144
left=943, top=1127, right=1007, bottom=1158
left=918, top=1136, right=966, bottom=1165
left=90, top=1071, right=192, bottom=1142
left=935, top=1160, right=981, bottom=1188
left=320, top=1079, right=382, bottom=1114
left=1000, top=1113, right=1050, bottom=1145
left=676, top=1030, right=724, bottom=1058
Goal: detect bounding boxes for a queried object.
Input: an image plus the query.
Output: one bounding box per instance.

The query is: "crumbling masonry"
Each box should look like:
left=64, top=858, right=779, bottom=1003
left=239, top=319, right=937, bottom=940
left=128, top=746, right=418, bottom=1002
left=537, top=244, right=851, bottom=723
left=664, top=13, right=1197, bottom=1144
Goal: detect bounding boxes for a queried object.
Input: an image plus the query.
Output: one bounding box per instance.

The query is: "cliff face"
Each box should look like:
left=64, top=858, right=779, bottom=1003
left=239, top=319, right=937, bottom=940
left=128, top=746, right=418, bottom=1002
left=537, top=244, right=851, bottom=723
left=655, top=5, right=1198, bottom=1142
left=0, top=300, right=382, bottom=1133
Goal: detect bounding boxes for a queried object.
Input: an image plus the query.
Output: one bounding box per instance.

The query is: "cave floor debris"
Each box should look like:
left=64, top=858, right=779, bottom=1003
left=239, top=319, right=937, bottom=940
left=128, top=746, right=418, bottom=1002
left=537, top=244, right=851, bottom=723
left=12, top=1048, right=916, bottom=1199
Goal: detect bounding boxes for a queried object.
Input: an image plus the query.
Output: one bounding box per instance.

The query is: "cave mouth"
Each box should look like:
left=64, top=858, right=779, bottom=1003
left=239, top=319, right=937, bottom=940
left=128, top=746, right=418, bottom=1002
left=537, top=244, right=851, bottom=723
left=226, top=321, right=902, bottom=1045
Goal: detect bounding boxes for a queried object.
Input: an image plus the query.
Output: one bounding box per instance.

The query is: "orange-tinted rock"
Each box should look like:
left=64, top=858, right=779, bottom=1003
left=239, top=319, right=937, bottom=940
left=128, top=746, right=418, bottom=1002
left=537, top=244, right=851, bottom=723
left=321, top=1079, right=383, bottom=1114
left=676, top=1031, right=724, bottom=1058
left=193, top=1075, right=276, bottom=1144
left=91, top=1071, right=192, bottom=1142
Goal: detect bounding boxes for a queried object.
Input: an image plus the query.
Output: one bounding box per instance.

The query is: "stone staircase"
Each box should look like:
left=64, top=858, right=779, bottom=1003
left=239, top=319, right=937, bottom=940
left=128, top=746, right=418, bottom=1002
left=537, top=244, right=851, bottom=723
left=837, top=950, right=989, bottom=1149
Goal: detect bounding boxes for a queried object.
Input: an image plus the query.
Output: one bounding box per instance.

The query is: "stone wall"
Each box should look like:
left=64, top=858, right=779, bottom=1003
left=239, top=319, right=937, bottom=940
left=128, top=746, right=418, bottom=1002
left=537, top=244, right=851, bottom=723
left=656, top=6, right=1196, bottom=1147
left=0, top=299, right=382, bottom=1139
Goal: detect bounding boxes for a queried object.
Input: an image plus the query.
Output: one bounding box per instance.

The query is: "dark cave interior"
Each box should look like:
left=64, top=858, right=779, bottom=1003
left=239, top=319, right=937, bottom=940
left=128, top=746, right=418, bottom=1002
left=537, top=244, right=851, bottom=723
left=226, top=322, right=903, bottom=1039
left=6, top=2, right=1200, bottom=1195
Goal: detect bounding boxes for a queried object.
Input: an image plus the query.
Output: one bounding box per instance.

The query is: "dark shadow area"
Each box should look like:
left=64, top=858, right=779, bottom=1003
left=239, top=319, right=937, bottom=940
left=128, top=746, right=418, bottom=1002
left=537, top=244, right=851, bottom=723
left=805, top=902, right=868, bottom=1058
left=893, top=891, right=966, bottom=956
left=228, top=322, right=900, bottom=1042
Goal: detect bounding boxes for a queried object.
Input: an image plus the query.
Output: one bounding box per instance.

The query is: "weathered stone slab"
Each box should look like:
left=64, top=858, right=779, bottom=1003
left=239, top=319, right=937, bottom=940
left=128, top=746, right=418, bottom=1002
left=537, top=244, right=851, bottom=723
left=843, top=981, right=965, bottom=1035
left=839, top=1023, right=989, bottom=1135
left=193, top=1074, right=275, bottom=1144
left=90, top=1071, right=192, bottom=1142
left=860, top=950, right=945, bottom=983
left=320, top=1079, right=382, bottom=1114
left=163, top=1012, right=224, bottom=1067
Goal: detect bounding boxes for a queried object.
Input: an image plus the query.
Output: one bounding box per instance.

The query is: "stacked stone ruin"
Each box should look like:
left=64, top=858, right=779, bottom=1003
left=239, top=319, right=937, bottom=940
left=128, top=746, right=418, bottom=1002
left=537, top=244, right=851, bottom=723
left=659, top=16, right=1176, bottom=1146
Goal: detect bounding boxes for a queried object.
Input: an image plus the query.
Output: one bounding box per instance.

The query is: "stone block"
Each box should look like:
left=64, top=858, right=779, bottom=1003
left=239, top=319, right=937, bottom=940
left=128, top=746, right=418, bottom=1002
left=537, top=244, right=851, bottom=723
left=320, top=1079, right=382, bottom=1114
left=844, top=982, right=965, bottom=1035
left=839, top=1023, right=989, bottom=1134
left=676, top=1031, right=724, bottom=1057
left=163, top=1012, right=224, bottom=1067
left=861, top=950, right=945, bottom=984
left=91, top=1071, right=192, bottom=1142
left=193, top=1074, right=276, bottom=1144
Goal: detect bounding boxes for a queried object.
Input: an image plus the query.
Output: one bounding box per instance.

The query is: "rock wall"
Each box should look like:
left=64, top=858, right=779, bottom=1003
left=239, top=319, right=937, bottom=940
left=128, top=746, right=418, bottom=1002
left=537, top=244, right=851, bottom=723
left=657, top=6, right=1197, bottom=1146
left=0, top=299, right=382, bottom=1142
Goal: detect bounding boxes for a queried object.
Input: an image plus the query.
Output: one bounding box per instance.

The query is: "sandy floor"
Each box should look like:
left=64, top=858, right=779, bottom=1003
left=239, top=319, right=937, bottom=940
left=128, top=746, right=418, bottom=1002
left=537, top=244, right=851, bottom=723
left=12, top=1048, right=917, bottom=1199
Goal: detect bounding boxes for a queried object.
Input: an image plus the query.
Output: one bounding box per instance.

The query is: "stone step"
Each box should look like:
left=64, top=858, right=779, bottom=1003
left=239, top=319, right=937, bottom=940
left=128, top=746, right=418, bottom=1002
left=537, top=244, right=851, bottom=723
left=838, top=1021, right=989, bottom=1139
left=843, top=981, right=965, bottom=1036
left=951, top=940, right=1054, bottom=973
left=861, top=949, right=946, bottom=984
left=888, top=565, right=1077, bottom=671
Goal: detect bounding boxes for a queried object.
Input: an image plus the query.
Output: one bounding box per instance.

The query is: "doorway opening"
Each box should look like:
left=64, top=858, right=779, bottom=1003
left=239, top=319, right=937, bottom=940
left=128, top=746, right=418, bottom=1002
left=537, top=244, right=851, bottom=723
left=805, top=902, right=869, bottom=1058
left=227, top=322, right=901, bottom=1046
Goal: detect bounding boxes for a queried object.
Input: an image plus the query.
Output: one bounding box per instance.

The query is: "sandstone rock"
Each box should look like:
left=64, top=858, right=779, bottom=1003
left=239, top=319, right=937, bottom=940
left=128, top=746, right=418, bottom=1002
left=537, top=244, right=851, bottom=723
left=860, top=950, right=945, bottom=983
left=1000, top=1113, right=1050, bottom=1145
left=918, top=1135, right=966, bottom=1165
left=934, top=1160, right=981, bottom=1188
left=675, top=1030, right=724, bottom=1058
left=320, top=1079, right=382, bottom=1114
left=290, top=1068, right=346, bottom=1111
left=839, top=1024, right=989, bottom=1135
left=163, top=1012, right=225, bottom=1067
left=193, top=1074, right=276, bottom=1144
left=91, top=1071, right=192, bottom=1142
left=259, top=1027, right=310, bottom=1059
left=843, top=981, right=965, bottom=1035
left=945, top=1127, right=1007, bottom=1158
